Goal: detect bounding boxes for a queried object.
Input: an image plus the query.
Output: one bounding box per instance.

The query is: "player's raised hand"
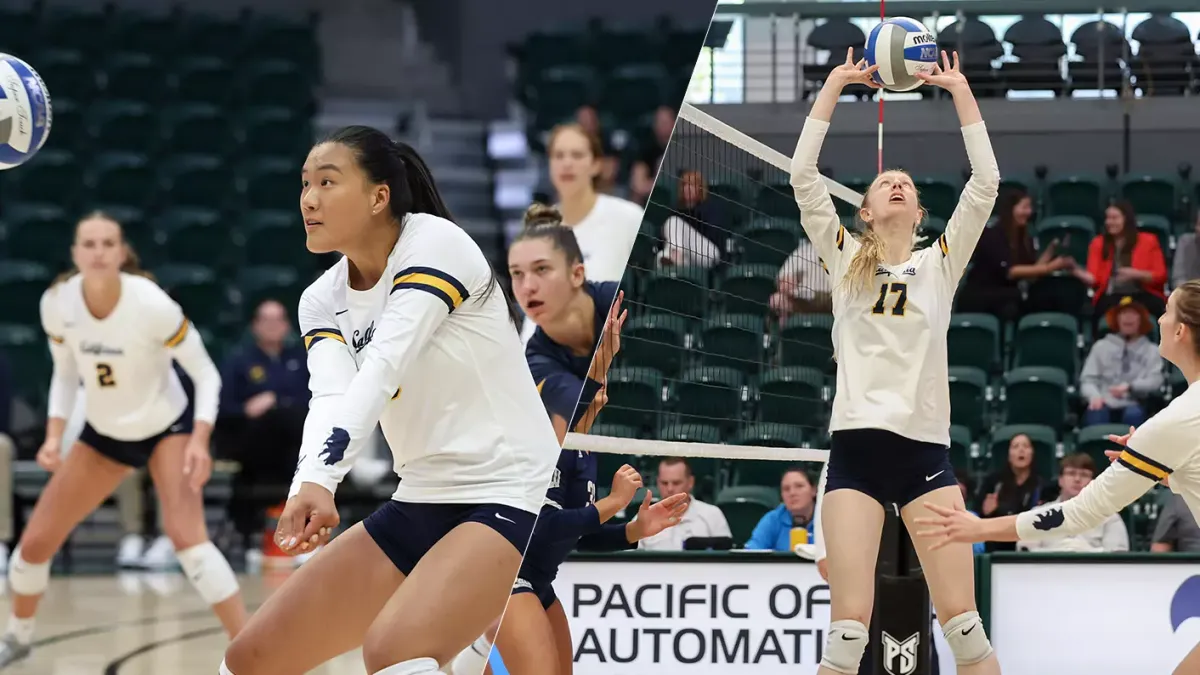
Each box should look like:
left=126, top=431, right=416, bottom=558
left=1106, top=425, right=1136, bottom=447
left=916, top=50, right=969, bottom=91
left=630, top=491, right=691, bottom=540
left=276, top=482, right=340, bottom=555
left=828, top=47, right=882, bottom=89
left=609, top=464, right=643, bottom=506
left=913, top=501, right=985, bottom=551
left=589, top=291, right=628, bottom=379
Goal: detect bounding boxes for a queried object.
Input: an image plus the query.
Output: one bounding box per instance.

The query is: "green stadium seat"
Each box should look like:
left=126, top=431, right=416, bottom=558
left=643, top=266, right=708, bottom=318
left=0, top=9, right=36, bottom=57
left=241, top=60, right=314, bottom=112
left=1026, top=272, right=1090, bottom=316
left=709, top=183, right=744, bottom=212
left=988, top=423, right=1059, bottom=480
left=731, top=423, right=808, bottom=487
left=1136, top=214, right=1172, bottom=255
left=41, top=7, right=111, bottom=57
left=163, top=155, right=228, bottom=210
left=7, top=150, right=83, bottom=206
left=1013, top=312, right=1080, bottom=375
left=527, top=66, right=595, bottom=133
left=601, top=366, right=663, bottom=430
left=1074, top=424, right=1127, bottom=470
left=601, top=67, right=665, bottom=128
left=757, top=366, right=824, bottom=428
left=1032, top=215, right=1095, bottom=267
left=242, top=158, right=295, bottom=211
left=738, top=220, right=801, bottom=268
left=156, top=208, right=229, bottom=269
left=625, top=221, right=659, bottom=273
left=755, top=183, right=798, bottom=219
left=620, top=313, right=688, bottom=376
left=589, top=423, right=640, bottom=440
left=5, top=204, right=73, bottom=269
left=716, top=485, right=780, bottom=545
left=1122, top=175, right=1178, bottom=219
left=948, top=366, right=988, bottom=437
left=1004, top=366, right=1070, bottom=429
left=90, top=101, right=157, bottom=155
left=90, top=153, right=155, bottom=210
left=947, top=313, right=1000, bottom=372
left=655, top=422, right=721, bottom=498
left=112, top=12, right=180, bottom=58
left=241, top=107, right=313, bottom=159
left=1047, top=175, right=1105, bottom=221
left=779, top=313, right=836, bottom=373
left=103, top=52, right=167, bottom=104
left=175, top=57, right=235, bottom=107
left=163, top=104, right=233, bottom=157
left=673, top=366, right=745, bottom=429
left=44, top=99, right=87, bottom=154
left=519, top=32, right=591, bottom=75
left=0, top=261, right=52, bottom=327
left=237, top=266, right=303, bottom=320
left=949, top=424, right=973, bottom=472
left=154, top=263, right=226, bottom=328
left=242, top=15, right=321, bottom=71
left=241, top=211, right=312, bottom=271
left=999, top=174, right=1037, bottom=200
left=595, top=30, right=661, bottom=71
left=719, top=264, right=777, bottom=316
left=914, top=177, right=960, bottom=221
left=179, top=13, right=243, bottom=60
left=32, top=49, right=96, bottom=101
left=700, top=314, right=766, bottom=374
left=0, top=323, right=49, bottom=406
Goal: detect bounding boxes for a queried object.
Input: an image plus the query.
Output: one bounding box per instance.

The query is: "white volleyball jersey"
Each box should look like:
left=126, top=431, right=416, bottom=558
left=790, top=118, right=999, bottom=446
left=292, top=212, right=560, bottom=514
left=40, top=273, right=221, bottom=441
left=1017, top=381, right=1200, bottom=543
left=569, top=193, right=643, bottom=283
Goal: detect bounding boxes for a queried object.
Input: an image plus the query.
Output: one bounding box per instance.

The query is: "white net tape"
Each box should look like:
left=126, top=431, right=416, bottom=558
left=562, top=432, right=831, bottom=463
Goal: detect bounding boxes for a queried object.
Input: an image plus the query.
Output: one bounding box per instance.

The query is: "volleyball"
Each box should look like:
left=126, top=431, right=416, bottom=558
left=865, top=17, right=938, bottom=92
left=0, top=53, right=51, bottom=170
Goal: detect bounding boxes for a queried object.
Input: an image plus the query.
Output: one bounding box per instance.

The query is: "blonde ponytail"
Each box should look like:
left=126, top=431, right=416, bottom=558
left=842, top=227, right=886, bottom=294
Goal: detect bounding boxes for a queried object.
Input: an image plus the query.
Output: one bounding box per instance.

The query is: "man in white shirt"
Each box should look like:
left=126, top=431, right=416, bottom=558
left=1018, top=453, right=1129, bottom=553
left=639, top=458, right=731, bottom=550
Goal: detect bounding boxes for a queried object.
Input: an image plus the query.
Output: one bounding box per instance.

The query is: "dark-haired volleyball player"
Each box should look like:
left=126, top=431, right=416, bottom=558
left=451, top=205, right=689, bottom=675
left=1, top=211, right=247, bottom=668
left=221, top=127, right=559, bottom=675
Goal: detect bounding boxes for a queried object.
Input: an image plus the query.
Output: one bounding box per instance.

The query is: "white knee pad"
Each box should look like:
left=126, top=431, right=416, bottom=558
left=8, top=547, right=50, bottom=596
left=450, top=635, right=492, bottom=675
left=176, top=541, right=240, bottom=605
left=942, top=610, right=993, bottom=666
left=821, top=619, right=869, bottom=674
left=219, top=659, right=235, bottom=675
left=373, top=657, right=440, bottom=675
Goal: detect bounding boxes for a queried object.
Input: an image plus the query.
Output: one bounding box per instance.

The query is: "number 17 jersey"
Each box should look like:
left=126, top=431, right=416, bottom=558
left=790, top=118, right=1000, bottom=446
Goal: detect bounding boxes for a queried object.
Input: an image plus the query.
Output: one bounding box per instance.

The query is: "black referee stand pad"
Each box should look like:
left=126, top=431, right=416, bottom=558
left=864, top=503, right=936, bottom=675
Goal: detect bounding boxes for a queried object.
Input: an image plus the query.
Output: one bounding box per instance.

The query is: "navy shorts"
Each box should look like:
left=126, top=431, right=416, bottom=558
left=78, top=409, right=193, bottom=469
left=363, top=501, right=536, bottom=576
left=511, top=575, right=557, bottom=610
left=826, top=428, right=957, bottom=507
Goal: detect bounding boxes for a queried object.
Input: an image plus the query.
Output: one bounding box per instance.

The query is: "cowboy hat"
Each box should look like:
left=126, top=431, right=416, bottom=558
left=1104, top=296, right=1153, bottom=336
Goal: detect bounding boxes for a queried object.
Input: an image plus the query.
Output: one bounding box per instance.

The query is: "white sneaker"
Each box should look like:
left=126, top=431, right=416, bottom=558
left=139, top=536, right=177, bottom=570
left=116, top=534, right=145, bottom=568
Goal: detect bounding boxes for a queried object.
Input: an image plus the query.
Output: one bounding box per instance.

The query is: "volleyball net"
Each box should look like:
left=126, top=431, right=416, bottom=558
left=561, top=102, right=869, bottom=515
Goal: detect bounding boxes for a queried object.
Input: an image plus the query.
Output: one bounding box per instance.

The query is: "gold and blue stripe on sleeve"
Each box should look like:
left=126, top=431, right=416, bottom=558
left=164, top=318, right=190, bottom=348
left=47, top=333, right=64, bottom=345
left=835, top=226, right=846, bottom=251
left=937, top=234, right=949, bottom=258
left=1117, top=447, right=1173, bottom=482
left=303, top=327, right=346, bottom=351
left=391, top=266, right=470, bottom=312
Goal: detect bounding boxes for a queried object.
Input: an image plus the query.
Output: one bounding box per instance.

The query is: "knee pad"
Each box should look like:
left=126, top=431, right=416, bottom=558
left=8, top=547, right=50, bottom=596
left=219, top=659, right=235, bottom=675
left=449, top=636, right=491, bottom=675
left=942, top=610, right=993, bottom=666
left=372, top=657, right=441, bottom=675
left=176, top=541, right=240, bottom=605
left=820, top=619, right=869, bottom=674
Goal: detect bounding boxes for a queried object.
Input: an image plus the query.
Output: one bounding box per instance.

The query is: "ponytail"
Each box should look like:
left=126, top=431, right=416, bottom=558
left=514, top=203, right=585, bottom=267
left=50, top=210, right=153, bottom=287
left=842, top=227, right=885, bottom=295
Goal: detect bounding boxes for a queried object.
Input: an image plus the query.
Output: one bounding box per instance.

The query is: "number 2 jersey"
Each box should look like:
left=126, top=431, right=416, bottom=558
left=39, top=273, right=220, bottom=440
left=291, top=213, right=560, bottom=514
left=790, top=117, right=1000, bottom=446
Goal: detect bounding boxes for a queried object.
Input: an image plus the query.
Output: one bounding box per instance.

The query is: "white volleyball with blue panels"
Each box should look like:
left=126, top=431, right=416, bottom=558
left=865, top=17, right=938, bottom=92
left=0, top=53, right=51, bottom=170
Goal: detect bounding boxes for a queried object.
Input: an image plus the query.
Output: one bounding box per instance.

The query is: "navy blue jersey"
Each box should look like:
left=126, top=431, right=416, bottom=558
left=525, top=281, right=618, bottom=428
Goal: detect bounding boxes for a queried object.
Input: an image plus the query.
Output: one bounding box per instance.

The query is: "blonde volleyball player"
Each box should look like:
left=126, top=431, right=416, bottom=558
left=450, top=207, right=690, bottom=675
left=917, top=279, right=1200, bottom=675
left=0, top=212, right=247, bottom=667
left=219, top=126, right=560, bottom=675
left=794, top=50, right=1001, bottom=675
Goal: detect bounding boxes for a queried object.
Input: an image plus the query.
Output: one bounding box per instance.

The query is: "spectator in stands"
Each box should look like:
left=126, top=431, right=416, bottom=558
left=1152, top=492, right=1200, bottom=553
left=976, top=432, right=1045, bottom=552
left=955, top=187, right=1072, bottom=320
left=661, top=169, right=731, bottom=268
left=1017, top=453, right=1129, bottom=552
left=954, top=469, right=985, bottom=556
left=1075, top=200, right=1167, bottom=317
left=217, top=299, right=309, bottom=556
left=629, top=104, right=676, bottom=204
left=1172, top=211, right=1200, bottom=289
left=770, top=239, right=833, bottom=319
left=1080, top=296, right=1163, bottom=427
left=744, top=467, right=817, bottom=551
left=639, top=457, right=731, bottom=550
left=574, top=104, right=618, bottom=194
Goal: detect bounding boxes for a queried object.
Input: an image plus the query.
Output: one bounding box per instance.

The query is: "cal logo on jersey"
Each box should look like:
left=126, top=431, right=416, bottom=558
left=352, top=321, right=376, bottom=353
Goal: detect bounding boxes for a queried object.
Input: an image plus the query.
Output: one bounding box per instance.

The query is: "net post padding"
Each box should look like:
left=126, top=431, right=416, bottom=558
left=563, top=432, right=830, bottom=463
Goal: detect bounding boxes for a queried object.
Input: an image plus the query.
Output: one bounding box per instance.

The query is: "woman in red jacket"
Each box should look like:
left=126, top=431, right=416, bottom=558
left=1074, top=200, right=1167, bottom=317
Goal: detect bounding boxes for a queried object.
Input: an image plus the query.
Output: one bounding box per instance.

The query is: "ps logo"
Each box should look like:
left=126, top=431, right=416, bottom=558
left=881, top=631, right=919, bottom=675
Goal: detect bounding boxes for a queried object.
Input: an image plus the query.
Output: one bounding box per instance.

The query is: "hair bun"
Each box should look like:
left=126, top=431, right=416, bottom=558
left=522, top=202, right=563, bottom=229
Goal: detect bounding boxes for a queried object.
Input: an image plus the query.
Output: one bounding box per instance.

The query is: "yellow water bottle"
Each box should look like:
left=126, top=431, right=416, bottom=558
left=790, top=526, right=809, bottom=550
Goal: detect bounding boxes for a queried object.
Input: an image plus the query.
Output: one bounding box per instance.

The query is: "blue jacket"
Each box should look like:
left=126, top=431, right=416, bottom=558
left=745, top=504, right=815, bottom=551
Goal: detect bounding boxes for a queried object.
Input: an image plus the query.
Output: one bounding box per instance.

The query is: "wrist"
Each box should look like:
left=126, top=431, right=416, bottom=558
left=625, top=520, right=643, bottom=543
